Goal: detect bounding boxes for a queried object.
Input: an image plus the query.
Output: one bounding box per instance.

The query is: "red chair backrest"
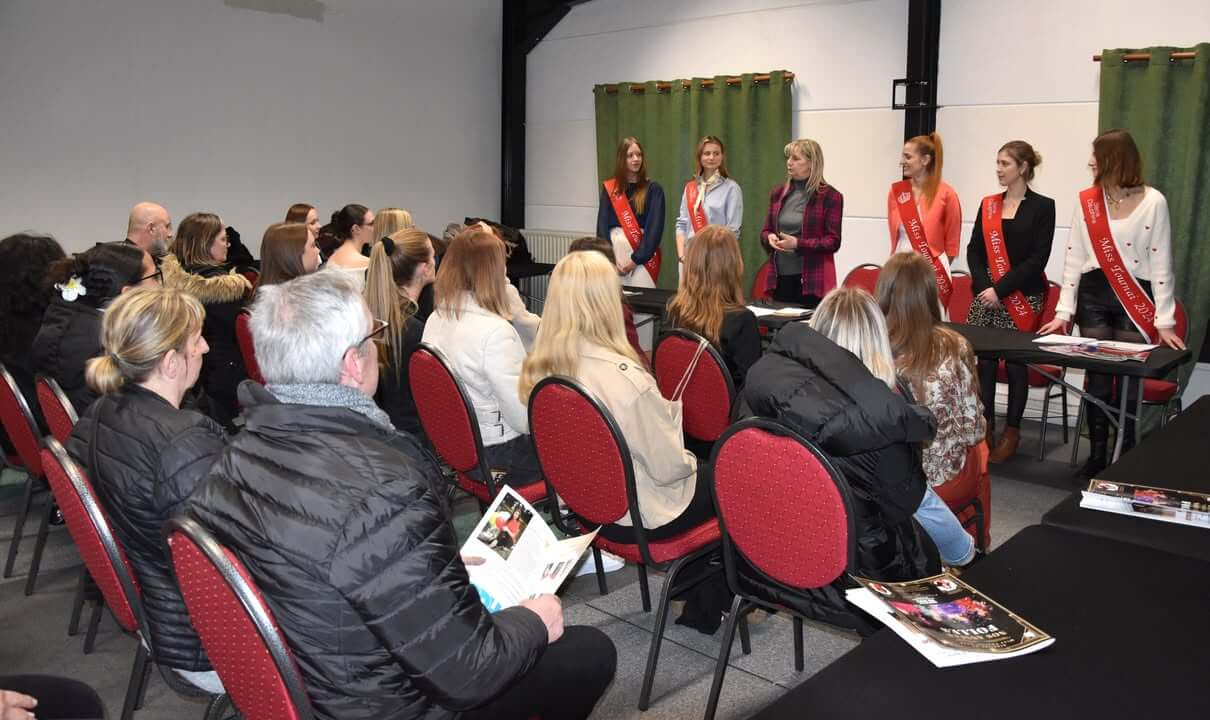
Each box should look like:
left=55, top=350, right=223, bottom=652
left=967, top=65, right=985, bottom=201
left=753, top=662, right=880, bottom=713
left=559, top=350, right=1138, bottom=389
left=1039, top=280, right=1061, bottom=328
left=0, top=363, right=43, bottom=475
left=750, top=260, right=773, bottom=301
left=653, top=330, right=734, bottom=443
left=947, top=271, right=974, bottom=323
left=529, top=377, right=631, bottom=527
left=240, top=270, right=260, bottom=288
left=235, top=311, right=265, bottom=385
left=40, top=438, right=142, bottom=634
left=842, top=263, right=881, bottom=295
left=1174, top=300, right=1188, bottom=341
left=167, top=518, right=312, bottom=720
left=36, top=375, right=78, bottom=445
left=408, top=344, right=485, bottom=476
left=712, top=420, right=855, bottom=589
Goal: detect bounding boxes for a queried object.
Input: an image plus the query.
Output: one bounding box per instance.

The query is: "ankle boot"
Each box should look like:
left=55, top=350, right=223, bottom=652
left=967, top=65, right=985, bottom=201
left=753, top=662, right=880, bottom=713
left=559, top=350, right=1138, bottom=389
left=989, top=427, right=1020, bottom=464
left=1078, top=408, right=1109, bottom=480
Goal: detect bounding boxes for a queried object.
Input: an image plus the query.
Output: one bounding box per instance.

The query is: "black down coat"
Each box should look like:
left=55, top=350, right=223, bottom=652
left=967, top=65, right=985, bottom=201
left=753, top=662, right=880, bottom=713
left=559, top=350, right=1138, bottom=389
left=737, top=323, right=941, bottom=617
left=30, top=297, right=104, bottom=415
left=186, top=383, right=548, bottom=720
left=68, top=384, right=225, bottom=672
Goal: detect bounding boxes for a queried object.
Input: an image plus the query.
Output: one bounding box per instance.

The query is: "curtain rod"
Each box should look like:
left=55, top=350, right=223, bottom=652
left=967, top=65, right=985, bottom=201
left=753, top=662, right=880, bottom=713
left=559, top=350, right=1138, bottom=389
left=603, top=72, right=795, bottom=95
left=1093, top=51, right=1197, bottom=63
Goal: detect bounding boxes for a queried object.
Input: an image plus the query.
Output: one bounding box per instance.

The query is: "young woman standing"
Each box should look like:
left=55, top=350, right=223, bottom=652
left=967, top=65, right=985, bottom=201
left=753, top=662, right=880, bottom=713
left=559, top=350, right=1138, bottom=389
left=675, top=136, right=742, bottom=275
left=886, top=133, right=962, bottom=306
left=596, top=137, right=666, bottom=288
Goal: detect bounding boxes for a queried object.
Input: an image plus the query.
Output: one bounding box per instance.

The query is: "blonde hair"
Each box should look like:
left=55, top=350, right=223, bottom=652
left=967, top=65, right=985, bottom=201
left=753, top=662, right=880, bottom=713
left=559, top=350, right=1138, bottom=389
left=666, top=225, right=746, bottom=345
left=519, top=251, right=643, bottom=402
left=433, top=224, right=512, bottom=320
left=783, top=138, right=827, bottom=197
left=365, top=228, right=434, bottom=380
left=373, top=208, right=415, bottom=244
left=810, top=287, right=898, bottom=389
left=85, top=287, right=205, bottom=396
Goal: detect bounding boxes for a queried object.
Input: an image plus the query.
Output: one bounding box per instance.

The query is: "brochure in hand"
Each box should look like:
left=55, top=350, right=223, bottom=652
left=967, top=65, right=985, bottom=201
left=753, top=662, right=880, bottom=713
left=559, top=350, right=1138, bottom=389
left=845, top=573, right=1054, bottom=668
left=1080, top=479, right=1210, bottom=529
left=460, top=486, right=598, bottom=613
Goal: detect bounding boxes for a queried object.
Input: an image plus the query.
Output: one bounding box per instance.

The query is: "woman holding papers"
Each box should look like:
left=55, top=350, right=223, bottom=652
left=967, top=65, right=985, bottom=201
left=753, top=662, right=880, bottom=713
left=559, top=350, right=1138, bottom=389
left=1039, top=129, right=1183, bottom=478
left=886, top=133, right=962, bottom=307
left=966, top=140, right=1055, bottom=462
left=596, top=137, right=666, bottom=288
left=675, top=135, right=743, bottom=276
left=759, top=138, right=843, bottom=309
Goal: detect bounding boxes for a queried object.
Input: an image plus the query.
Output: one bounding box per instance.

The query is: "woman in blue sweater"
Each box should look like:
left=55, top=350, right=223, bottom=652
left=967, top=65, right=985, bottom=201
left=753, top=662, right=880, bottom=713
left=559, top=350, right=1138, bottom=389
left=596, top=137, right=666, bottom=288
left=675, top=135, right=743, bottom=277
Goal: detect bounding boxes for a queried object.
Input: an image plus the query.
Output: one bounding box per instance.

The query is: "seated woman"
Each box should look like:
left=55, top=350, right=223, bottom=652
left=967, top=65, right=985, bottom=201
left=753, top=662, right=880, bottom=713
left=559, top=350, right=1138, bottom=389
left=567, top=236, right=648, bottom=365
left=422, top=224, right=542, bottom=487
left=876, top=252, right=985, bottom=567
left=666, top=225, right=760, bottom=389
left=66, top=287, right=225, bottom=694
left=32, top=242, right=160, bottom=413
left=740, top=287, right=941, bottom=621
left=365, top=228, right=436, bottom=437
left=163, top=212, right=252, bottom=430
left=325, top=204, right=375, bottom=289
left=519, top=251, right=710, bottom=543
left=258, top=221, right=321, bottom=287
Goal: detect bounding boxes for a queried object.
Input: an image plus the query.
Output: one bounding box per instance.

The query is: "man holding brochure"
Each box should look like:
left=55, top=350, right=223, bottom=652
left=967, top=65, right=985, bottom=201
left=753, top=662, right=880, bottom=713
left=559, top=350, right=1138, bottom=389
left=188, top=272, right=616, bottom=720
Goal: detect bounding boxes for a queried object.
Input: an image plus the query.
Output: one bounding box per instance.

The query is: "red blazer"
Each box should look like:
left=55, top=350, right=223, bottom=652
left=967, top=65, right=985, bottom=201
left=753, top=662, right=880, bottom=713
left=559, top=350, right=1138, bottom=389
left=886, top=181, right=962, bottom=259
left=760, top=183, right=844, bottom=299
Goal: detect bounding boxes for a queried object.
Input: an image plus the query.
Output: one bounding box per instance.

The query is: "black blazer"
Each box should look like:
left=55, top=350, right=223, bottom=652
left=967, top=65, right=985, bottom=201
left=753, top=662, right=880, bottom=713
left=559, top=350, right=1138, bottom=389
left=967, top=188, right=1055, bottom=298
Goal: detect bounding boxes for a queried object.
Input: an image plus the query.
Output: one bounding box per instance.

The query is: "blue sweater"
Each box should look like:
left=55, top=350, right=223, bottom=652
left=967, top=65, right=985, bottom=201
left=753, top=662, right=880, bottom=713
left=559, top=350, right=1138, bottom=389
left=676, top=176, right=743, bottom=241
left=596, top=181, right=666, bottom=265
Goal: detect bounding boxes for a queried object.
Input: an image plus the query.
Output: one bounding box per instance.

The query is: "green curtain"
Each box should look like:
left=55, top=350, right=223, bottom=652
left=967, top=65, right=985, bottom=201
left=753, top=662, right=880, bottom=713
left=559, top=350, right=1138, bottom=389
left=594, top=71, right=793, bottom=290
left=1099, top=44, right=1210, bottom=399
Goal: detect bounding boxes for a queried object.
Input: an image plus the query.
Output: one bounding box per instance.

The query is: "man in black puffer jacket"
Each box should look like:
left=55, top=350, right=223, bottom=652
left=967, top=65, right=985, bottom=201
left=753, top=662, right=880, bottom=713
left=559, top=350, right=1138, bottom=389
left=187, top=271, right=616, bottom=720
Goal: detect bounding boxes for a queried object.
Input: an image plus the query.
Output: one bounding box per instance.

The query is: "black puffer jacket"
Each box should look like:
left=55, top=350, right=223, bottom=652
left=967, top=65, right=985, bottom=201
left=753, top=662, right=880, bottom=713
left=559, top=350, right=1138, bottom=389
left=30, top=297, right=103, bottom=415
left=739, top=323, right=941, bottom=589
left=186, top=383, right=548, bottom=720
left=67, top=384, right=225, bottom=671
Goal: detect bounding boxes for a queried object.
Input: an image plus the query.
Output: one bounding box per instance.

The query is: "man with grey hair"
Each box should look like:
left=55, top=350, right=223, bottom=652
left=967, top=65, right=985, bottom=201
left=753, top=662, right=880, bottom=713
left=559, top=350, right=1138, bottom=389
left=125, top=201, right=172, bottom=258
left=187, top=270, right=615, bottom=720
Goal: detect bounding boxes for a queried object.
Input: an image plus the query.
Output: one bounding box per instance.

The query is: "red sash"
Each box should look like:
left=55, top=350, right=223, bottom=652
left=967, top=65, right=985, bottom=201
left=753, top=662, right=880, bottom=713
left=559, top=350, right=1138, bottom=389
left=981, top=194, right=1038, bottom=332
left=892, top=180, right=952, bottom=306
left=604, top=179, right=661, bottom=280
left=684, top=180, right=709, bottom=234
left=1078, top=187, right=1157, bottom=342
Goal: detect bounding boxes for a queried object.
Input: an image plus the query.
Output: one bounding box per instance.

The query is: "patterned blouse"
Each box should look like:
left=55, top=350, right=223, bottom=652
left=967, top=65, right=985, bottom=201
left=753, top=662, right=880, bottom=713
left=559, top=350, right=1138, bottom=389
left=916, top=353, right=986, bottom=487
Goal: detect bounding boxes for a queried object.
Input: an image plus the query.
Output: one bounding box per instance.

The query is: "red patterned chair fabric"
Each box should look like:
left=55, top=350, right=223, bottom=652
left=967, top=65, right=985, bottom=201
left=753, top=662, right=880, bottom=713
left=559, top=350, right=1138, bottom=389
left=36, top=375, right=79, bottom=445
left=167, top=518, right=313, bottom=720
left=750, top=260, right=774, bottom=301
left=947, top=271, right=973, bottom=324
left=841, top=263, right=881, bottom=295
left=2, top=362, right=47, bottom=584
left=1141, top=300, right=1188, bottom=406
left=653, top=330, right=734, bottom=444
left=235, top=311, right=265, bottom=385
left=932, top=441, right=990, bottom=550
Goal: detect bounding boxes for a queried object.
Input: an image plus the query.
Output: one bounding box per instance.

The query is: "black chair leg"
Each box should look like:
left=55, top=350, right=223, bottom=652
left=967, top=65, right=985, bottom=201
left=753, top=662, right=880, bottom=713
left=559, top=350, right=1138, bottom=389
left=121, top=644, right=149, bottom=720
left=1060, top=384, right=1070, bottom=444
left=134, top=650, right=153, bottom=710
left=24, top=495, right=53, bottom=596
left=637, top=563, right=651, bottom=613
left=972, top=498, right=987, bottom=553
left=3, top=474, right=35, bottom=578
left=738, top=610, right=751, bottom=655
left=793, top=616, right=804, bottom=671
left=638, top=555, right=690, bottom=711
left=1038, top=387, right=1052, bottom=461
left=203, top=694, right=233, bottom=720
left=69, top=568, right=88, bottom=636
left=592, top=546, right=608, bottom=596
left=83, top=599, right=103, bottom=654
left=703, top=595, right=744, bottom=720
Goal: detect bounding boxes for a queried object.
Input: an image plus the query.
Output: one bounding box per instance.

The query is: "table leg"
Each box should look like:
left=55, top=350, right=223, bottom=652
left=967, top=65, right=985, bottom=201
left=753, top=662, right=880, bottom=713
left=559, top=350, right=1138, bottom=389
left=1134, top=377, right=1145, bottom=448
left=1111, top=376, right=1130, bottom=463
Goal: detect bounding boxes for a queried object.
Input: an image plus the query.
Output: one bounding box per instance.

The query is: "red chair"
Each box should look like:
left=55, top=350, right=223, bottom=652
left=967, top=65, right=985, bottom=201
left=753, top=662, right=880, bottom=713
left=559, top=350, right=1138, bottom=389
left=653, top=330, right=735, bottom=448
left=167, top=517, right=314, bottom=720
left=528, top=376, right=721, bottom=711
left=947, top=270, right=973, bottom=323
left=36, top=375, right=78, bottom=444
left=39, top=437, right=229, bottom=720
left=841, top=263, right=881, bottom=295
left=994, top=281, right=1068, bottom=460
left=703, top=418, right=858, bottom=720
left=240, top=269, right=259, bottom=289
left=750, top=260, right=774, bottom=301
left=1, top=362, right=51, bottom=595
left=932, top=442, right=990, bottom=551
left=408, top=343, right=546, bottom=507
left=235, top=311, right=265, bottom=385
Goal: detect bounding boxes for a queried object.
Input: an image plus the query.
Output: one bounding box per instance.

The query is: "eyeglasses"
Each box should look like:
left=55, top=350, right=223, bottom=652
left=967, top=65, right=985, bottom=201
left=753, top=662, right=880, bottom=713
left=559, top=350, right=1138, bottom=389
left=359, top=318, right=389, bottom=347
left=140, top=269, right=163, bottom=284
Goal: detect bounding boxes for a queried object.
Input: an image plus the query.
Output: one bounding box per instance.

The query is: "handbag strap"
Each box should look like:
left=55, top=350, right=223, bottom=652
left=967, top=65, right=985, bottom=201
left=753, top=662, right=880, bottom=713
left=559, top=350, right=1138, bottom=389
left=671, top=339, right=709, bottom=402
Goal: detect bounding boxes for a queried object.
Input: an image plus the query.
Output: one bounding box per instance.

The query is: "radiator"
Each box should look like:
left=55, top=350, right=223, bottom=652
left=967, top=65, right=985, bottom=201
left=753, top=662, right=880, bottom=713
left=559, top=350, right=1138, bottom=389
left=518, top=228, right=583, bottom=313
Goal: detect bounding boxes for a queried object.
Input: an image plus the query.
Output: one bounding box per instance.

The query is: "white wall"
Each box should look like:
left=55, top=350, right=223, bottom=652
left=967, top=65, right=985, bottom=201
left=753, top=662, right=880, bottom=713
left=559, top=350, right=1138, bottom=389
left=526, top=0, right=909, bottom=276
left=0, top=0, right=501, bottom=254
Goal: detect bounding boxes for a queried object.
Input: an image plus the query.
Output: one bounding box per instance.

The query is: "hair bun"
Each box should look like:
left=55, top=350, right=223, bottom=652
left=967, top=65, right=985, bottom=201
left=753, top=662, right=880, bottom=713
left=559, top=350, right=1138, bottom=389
left=381, top=236, right=396, bottom=255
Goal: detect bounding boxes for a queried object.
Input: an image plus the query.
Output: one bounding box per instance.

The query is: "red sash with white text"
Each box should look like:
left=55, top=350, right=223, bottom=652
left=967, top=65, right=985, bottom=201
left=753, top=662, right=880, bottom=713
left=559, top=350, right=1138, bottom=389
left=892, top=180, right=952, bottom=306
left=981, top=194, right=1039, bottom=332
left=604, top=179, right=661, bottom=280
left=684, top=180, right=709, bottom=234
left=1078, top=186, right=1157, bottom=342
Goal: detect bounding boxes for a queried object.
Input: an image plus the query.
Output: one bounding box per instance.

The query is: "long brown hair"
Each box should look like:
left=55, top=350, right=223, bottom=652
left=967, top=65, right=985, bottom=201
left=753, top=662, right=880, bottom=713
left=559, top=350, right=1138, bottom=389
left=610, top=137, right=650, bottom=214
left=1092, top=129, right=1144, bottom=188
left=666, top=225, right=745, bottom=344
left=258, top=222, right=310, bottom=286
left=433, top=224, right=512, bottom=320
left=365, top=228, right=434, bottom=378
left=694, top=135, right=731, bottom=179
left=171, top=212, right=224, bottom=268
left=874, top=252, right=974, bottom=398
left=906, top=132, right=944, bottom=208
left=284, top=203, right=314, bottom=224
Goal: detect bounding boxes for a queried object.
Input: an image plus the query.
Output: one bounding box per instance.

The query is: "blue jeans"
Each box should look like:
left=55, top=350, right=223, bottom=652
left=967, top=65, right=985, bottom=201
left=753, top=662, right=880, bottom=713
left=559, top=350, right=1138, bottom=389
left=915, top=487, right=976, bottom=566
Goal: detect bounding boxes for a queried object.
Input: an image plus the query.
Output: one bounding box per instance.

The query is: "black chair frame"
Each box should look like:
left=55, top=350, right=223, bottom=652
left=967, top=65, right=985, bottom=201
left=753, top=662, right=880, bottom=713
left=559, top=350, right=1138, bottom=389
left=1, top=363, right=52, bottom=595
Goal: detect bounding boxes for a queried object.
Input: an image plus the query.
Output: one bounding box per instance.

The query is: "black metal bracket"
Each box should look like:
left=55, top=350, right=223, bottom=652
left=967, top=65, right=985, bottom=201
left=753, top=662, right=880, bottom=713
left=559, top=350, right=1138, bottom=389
left=892, top=78, right=933, bottom=110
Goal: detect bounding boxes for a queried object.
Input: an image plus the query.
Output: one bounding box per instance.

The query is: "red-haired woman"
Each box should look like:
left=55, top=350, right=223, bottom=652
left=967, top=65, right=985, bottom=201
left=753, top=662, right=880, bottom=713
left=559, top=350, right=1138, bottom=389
left=886, top=132, right=962, bottom=305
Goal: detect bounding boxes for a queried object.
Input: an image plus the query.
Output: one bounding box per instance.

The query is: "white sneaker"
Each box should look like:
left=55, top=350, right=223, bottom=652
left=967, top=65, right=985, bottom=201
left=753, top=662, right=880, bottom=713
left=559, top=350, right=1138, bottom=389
left=576, top=549, right=625, bottom=576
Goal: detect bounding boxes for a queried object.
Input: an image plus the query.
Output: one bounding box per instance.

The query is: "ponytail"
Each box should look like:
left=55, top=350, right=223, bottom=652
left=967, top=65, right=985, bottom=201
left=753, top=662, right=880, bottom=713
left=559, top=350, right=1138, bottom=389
left=908, top=132, right=944, bottom=208
left=85, top=287, right=205, bottom=396
left=85, top=354, right=126, bottom=396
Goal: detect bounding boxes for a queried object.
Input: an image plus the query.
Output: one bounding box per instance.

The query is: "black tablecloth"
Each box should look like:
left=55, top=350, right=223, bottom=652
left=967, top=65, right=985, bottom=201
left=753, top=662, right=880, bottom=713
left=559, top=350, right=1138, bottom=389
left=948, top=323, right=1189, bottom=379
left=749, top=525, right=1210, bottom=720
left=1041, top=396, right=1210, bottom=561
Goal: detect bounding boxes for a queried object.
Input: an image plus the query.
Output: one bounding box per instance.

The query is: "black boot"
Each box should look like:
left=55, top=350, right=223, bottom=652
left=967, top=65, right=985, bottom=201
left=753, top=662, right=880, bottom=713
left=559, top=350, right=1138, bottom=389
left=1078, top=407, right=1109, bottom=480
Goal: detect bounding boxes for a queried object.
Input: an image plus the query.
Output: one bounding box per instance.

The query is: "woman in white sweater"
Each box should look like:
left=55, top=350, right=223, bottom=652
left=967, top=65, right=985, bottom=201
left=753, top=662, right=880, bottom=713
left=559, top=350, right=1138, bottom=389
left=422, top=224, right=543, bottom=487
left=519, top=251, right=713, bottom=540
left=1039, top=129, right=1184, bottom=477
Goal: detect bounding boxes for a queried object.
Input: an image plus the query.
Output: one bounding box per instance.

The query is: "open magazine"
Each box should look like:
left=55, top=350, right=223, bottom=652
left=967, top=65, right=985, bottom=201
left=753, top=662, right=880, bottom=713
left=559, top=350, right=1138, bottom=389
left=1081, top=479, right=1210, bottom=529
left=1033, top=335, right=1156, bottom=362
left=846, top=573, right=1054, bottom=668
left=460, top=486, right=598, bottom=612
